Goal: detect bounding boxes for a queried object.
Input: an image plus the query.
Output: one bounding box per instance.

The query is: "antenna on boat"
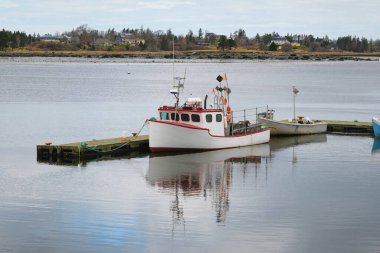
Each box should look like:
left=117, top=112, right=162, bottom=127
left=292, top=85, right=299, bottom=121
left=171, top=73, right=185, bottom=105
left=170, top=37, right=186, bottom=113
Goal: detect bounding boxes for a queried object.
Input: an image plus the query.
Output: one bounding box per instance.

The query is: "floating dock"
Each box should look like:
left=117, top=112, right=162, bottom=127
left=37, top=135, right=149, bottom=164
left=323, top=120, right=373, bottom=135
left=37, top=120, right=373, bottom=164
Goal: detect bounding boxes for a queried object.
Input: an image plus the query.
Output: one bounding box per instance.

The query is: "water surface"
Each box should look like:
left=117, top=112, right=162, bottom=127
left=0, top=58, right=379, bottom=253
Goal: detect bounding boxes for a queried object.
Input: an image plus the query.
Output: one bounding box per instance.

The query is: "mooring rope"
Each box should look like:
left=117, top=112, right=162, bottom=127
left=78, top=120, right=148, bottom=154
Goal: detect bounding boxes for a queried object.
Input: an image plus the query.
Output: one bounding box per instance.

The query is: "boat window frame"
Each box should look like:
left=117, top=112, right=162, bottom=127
left=160, top=112, right=169, bottom=120
left=191, top=114, right=201, bottom=122
left=181, top=113, right=190, bottom=122
left=216, top=114, right=222, bottom=122
left=171, top=112, right=179, bottom=121
left=206, top=114, right=213, bottom=123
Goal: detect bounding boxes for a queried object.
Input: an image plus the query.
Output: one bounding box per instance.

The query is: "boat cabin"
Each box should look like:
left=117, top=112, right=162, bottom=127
left=158, top=98, right=226, bottom=136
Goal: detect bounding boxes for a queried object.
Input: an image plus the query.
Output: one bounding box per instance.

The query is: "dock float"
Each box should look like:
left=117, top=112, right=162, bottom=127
left=322, top=120, right=373, bottom=135
left=37, top=135, right=149, bottom=164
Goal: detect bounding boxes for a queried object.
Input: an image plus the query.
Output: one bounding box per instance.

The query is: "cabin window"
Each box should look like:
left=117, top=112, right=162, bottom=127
left=191, top=114, right=200, bottom=122
left=206, top=114, right=212, bottom=123
left=216, top=114, right=222, bottom=122
left=181, top=114, right=190, bottom=122
left=160, top=112, right=169, bottom=120
left=171, top=113, right=179, bottom=121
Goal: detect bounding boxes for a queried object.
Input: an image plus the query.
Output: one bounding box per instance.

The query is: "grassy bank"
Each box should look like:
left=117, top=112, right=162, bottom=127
left=1, top=48, right=380, bottom=60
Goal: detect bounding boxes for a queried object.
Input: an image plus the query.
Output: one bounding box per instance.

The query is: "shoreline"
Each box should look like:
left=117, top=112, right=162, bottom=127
left=1, top=50, right=379, bottom=62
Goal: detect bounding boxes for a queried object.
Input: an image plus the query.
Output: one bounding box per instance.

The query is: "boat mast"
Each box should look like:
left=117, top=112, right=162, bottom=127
left=170, top=37, right=185, bottom=118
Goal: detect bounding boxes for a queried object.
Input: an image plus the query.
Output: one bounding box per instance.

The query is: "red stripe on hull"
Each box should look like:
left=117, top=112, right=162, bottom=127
left=149, top=120, right=270, bottom=137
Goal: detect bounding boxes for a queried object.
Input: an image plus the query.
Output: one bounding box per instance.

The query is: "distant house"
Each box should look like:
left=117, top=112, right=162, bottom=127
left=124, top=38, right=145, bottom=47
left=204, top=33, right=224, bottom=45
left=195, top=39, right=210, bottom=46
left=93, top=38, right=113, bottom=47
left=268, top=36, right=290, bottom=49
left=40, top=34, right=61, bottom=43
left=205, top=33, right=222, bottom=41
left=40, top=34, right=72, bottom=43
left=61, top=35, right=72, bottom=43
left=115, top=33, right=145, bottom=46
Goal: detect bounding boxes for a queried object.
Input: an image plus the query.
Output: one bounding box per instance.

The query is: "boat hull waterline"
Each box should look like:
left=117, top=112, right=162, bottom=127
left=258, top=118, right=327, bottom=136
left=148, top=120, right=270, bottom=152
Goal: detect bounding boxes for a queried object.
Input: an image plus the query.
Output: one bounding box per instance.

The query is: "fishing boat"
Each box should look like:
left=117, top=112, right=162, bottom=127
left=372, top=117, right=380, bottom=137
left=258, top=86, right=327, bottom=135
left=148, top=74, right=270, bottom=152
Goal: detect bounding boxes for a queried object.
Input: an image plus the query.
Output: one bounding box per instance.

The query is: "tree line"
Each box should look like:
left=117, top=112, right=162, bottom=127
left=1, top=26, right=380, bottom=53
left=0, top=30, right=35, bottom=50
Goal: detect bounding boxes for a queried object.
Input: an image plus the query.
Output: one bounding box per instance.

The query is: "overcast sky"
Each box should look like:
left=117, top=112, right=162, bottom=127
left=1, top=0, right=379, bottom=39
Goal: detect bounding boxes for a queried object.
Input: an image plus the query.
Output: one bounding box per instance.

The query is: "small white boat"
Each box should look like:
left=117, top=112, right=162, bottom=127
left=258, top=85, right=327, bottom=136
left=258, top=117, right=327, bottom=135
left=372, top=117, right=380, bottom=137
left=148, top=75, right=270, bottom=152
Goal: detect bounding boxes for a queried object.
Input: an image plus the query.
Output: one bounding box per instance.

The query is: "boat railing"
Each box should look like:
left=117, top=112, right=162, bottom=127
left=229, top=106, right=272, bottom=135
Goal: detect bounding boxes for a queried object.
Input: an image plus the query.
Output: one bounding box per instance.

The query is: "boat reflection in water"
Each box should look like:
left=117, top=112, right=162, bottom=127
left=146, top=144, right=270, bottom=225
left=269, top=134, right=327, bottom=163
left=145, top=134, right=327, bottom=228
left=372, top=138, right=380, bottom=157
left=269, top=134, right=327, bottom=151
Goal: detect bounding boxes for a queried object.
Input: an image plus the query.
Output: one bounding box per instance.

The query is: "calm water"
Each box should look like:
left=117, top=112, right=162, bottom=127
left=0, top=58, right=380, bottom=253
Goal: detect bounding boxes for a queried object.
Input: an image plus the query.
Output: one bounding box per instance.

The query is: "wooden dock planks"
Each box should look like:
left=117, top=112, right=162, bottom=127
left=37, top=134, right=149, bottom=163
left=322, top=120, right=373, bottom=135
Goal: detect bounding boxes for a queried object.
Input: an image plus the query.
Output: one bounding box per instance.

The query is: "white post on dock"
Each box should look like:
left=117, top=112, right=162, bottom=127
left=292, top=86, right=299, bottom=121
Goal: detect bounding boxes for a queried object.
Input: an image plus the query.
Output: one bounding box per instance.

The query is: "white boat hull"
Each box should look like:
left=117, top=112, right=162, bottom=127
left=148, top=120, right=270, bottom=152
left=258, top=118, right=327, bottom=135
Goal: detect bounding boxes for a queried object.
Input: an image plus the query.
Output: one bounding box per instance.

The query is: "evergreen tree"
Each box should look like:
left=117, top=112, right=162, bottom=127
left=269, top=42, right=277, bottom=51
left=217, top=35, right=227, bottom=51
left=159, top=35, right=169, bottom=50
left=227, top=38, right=237, bottom=49
left=0, top=29, right=11, bottom=50
left=198, top=28, right=203, bottom=39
